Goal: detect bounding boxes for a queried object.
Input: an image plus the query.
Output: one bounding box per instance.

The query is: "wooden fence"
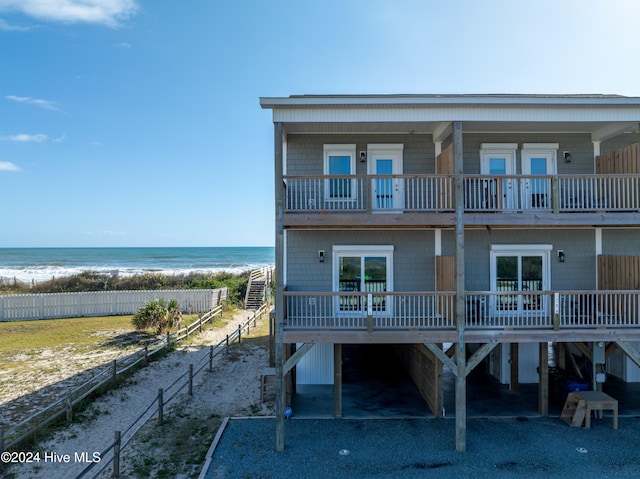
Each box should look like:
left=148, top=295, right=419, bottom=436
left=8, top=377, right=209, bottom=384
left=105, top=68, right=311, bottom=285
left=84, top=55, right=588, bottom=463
left=0, top=302, right=233, bottom=460
left=598, top=254, right=640, bottom=290
left=596, top=143, right=639, bottom=174
left=74, top=303, right=271, bottom=479
left=0, top=289, right=226, bottom=322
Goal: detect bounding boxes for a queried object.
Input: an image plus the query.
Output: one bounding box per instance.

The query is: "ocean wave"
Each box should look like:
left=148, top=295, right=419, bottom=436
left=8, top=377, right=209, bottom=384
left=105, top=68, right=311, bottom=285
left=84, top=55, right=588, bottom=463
left=0, top=264, right=272, bottom=284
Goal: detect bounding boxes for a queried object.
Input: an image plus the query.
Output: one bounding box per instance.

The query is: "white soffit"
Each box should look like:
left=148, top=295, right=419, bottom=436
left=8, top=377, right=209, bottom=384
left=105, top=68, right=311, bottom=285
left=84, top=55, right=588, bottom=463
left=272, top=106, right=640, bottom=124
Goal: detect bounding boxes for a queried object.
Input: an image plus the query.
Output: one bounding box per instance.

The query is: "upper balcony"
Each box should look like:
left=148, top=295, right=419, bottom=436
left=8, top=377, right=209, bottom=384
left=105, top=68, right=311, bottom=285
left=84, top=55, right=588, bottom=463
left=282, top=173, right=640, bottom=228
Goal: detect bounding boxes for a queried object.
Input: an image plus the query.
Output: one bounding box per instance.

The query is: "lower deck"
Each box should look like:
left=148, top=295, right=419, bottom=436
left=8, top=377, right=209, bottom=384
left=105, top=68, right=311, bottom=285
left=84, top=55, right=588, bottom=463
left=290, top=344, right=640, bottom=420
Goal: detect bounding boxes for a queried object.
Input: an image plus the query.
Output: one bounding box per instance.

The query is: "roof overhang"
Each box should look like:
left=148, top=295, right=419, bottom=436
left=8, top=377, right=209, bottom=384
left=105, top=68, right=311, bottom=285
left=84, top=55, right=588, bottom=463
left=260, top=94, right=640, bottom=141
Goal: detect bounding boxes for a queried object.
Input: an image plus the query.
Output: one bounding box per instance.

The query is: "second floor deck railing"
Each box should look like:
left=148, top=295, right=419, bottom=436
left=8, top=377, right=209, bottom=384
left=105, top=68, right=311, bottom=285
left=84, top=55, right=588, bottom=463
left=283, top=290, right=640, bottom=332
left=283, top=174, right=640, bottom=214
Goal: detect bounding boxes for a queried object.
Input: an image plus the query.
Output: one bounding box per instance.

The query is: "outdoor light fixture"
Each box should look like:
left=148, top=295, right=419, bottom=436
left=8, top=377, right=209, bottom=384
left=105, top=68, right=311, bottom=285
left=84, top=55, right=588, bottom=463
left=359, top=151, right=366, bottom=162
left=558, top=250, right=565, bottom=262
left=318, top=250, right=325, bottom=263
left=563, top=151, right=572, bottom=162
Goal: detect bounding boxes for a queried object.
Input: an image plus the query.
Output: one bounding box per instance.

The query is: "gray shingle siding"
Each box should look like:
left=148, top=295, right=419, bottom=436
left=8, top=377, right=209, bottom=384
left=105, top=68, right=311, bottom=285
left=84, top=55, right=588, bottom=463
left=602, top=229, right=640, bottom=254
left=286, top=230, right=435, bottom=292
left=285, top=134, right=435, bottom=176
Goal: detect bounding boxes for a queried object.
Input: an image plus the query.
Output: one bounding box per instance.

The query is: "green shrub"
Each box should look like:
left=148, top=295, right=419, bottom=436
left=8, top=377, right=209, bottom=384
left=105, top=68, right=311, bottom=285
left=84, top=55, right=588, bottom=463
left=132, top=298, right=182, bottom=334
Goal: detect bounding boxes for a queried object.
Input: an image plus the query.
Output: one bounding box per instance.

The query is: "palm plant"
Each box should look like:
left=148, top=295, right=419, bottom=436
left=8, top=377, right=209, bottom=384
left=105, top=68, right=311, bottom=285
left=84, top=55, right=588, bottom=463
left=132, top=298, right=182, bottom=334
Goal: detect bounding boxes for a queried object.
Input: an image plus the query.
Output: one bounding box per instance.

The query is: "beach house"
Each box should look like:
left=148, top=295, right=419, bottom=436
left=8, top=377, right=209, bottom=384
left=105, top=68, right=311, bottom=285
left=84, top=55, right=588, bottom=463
left=260, top=94, right=640, bottom=450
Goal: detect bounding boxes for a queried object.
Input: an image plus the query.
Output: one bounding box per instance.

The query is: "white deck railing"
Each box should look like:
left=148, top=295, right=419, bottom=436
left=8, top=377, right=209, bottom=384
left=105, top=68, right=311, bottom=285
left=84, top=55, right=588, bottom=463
left=283, top=290, right=640, bottom=331
left=284, top=174, right=640, bottom=213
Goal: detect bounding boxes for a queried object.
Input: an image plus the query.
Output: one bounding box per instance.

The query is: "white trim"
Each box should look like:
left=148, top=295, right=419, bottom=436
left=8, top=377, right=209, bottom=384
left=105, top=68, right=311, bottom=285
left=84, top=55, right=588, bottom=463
left=323, top=144, right=356, bottom=202
left=490, top=244, right=553, bottom=252
left=481, top=143, right=518, bottom=150
left=367, top=143, right=404, bottom=152
left=332, top=245, right=395, bottom=297
left=282, top=132, right=287, bottom=176
left=522, top=143, right=559, bottom=150
left=434, top=230, right=442, bottom=256
left=333, top=245, right=395, bottom=254
left=490, top=244, right=553, bottom=291
left=283, top=230, right=288, bottom=286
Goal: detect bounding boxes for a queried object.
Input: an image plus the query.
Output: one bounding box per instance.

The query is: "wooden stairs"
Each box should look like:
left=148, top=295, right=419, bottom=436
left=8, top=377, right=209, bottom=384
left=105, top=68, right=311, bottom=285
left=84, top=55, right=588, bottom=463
left=245, top=279, right=266, bottom=310
left=561, top=392, right=588, bottom=427
left=244, top=267, right=272, bottom=310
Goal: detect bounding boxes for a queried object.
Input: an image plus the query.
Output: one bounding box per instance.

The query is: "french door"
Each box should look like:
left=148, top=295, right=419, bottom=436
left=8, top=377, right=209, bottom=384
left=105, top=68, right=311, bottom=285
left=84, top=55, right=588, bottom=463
left=480, top=145, right=516, bottom=211
left=333, top=246, right=393, bottom=315
left=367, top=144, right=404, bottom=211
left=490, top=245, right=551, bottom=314
left=521, top=145, right=557, bottom=210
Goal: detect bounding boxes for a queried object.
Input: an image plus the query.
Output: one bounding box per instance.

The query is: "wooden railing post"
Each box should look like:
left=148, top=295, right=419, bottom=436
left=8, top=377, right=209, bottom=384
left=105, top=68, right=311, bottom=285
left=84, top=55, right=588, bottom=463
left=158, top=389, right=164, bottom=425
left=112, top=431, right=121, bottom=479
left=209, top=345, right=214, bottom=372
left=66, top=390, right=72, bottom=422
left=144, top=346, right=149, bottom=366
left=188, top=364, right=193, bottom=396
left=552, top=176, right=560, bottom=213
left=238, top=325, right=241, bottom=344
left=112, top=360, right=117, bottom=385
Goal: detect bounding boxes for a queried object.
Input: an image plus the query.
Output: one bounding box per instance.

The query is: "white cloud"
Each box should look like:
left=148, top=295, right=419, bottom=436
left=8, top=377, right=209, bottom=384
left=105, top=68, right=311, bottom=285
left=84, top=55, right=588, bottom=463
left=115, top=42, right=131, bottom=48
left=0, top=161, right=20, bottom=172
left=1, top=133, right=48, bottom=142
left=0, top=0, right=138, bottom=27
left=6, top=95, right=60, bottom=111
left=0, top=17, right=30, bottom=30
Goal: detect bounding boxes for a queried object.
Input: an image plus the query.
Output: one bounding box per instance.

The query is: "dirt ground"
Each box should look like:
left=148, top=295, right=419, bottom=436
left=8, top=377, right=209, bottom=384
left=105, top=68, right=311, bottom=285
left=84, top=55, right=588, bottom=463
left=2, top=309, right=275, bottom=479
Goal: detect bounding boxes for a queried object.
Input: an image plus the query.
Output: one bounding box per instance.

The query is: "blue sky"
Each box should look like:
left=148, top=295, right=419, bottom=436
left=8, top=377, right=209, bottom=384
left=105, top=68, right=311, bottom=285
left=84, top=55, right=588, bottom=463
left=1, top=0, right=639, bottom=248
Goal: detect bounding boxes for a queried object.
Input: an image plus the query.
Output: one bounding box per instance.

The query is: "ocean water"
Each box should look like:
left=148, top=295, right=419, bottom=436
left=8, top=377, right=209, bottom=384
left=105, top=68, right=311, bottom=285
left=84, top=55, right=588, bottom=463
left=0, top=247, right=275, bottom=283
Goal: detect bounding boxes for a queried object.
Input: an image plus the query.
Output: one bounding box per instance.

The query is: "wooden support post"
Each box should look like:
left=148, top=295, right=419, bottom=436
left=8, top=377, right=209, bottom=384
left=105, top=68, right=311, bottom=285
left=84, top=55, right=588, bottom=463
left=188, top=364, right=193, bottom=396
left=274, top=121, right=286, bottom=453
left=453, top=120, right=466, bottom=452
left=238, top=325, right=242, bottom=344
left=510, top=343, right=519, bottom=393
left=113, top=431, right=121, bottom=478
left=144, top=346, right=149, bottom=366
left=538, top=342, right=549, bottom=416
left=334, top=344, right=342, bottom=418
left=158, top=388, right=164, bottom=425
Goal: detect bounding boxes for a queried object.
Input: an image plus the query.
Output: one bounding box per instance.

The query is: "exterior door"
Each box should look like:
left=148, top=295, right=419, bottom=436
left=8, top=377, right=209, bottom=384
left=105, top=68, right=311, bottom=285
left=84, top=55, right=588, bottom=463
left=522, top=146, right=557, bottom=210
left=480, top=145, right=516, bottom=211
left=490, top=245, right=551, bottom=315
left=367, top=144, right=404, bottom=211
left=333, top=245, right=394, bottom=315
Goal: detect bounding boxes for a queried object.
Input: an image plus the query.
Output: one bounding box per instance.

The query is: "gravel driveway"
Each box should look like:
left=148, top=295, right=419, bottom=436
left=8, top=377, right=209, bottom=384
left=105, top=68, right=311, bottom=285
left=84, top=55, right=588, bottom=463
left=205, top=416, right=640, bottom=478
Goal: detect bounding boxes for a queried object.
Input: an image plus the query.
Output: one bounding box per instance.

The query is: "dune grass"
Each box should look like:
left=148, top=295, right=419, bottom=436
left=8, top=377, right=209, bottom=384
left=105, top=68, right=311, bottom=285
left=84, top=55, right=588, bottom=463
left=0, top=316, right=138, bottom=354
left=0, top=313, right=204, bottom=359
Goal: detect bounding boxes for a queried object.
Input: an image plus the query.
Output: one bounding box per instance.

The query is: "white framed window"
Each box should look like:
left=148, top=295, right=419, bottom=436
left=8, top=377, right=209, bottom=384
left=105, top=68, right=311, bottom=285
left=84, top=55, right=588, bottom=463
left=323, top=144, right=356, bottom=201
left=332, top=245, right=394, bottom=315
left=489, top=244, right=552, bottom=313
